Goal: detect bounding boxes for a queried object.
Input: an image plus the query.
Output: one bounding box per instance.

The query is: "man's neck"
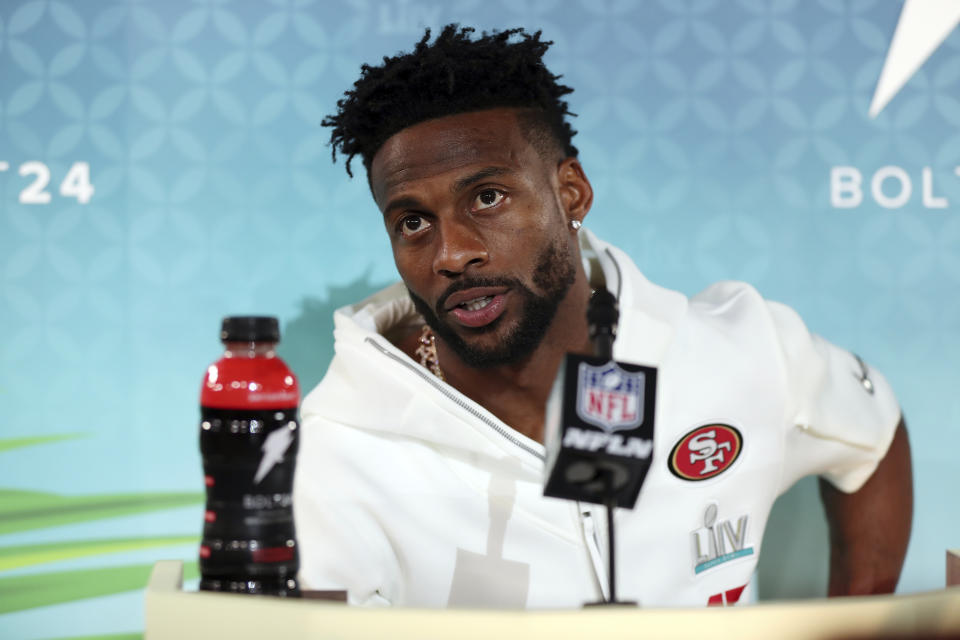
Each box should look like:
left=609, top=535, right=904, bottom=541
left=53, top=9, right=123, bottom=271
left=436, top=275, right=593, bottom=444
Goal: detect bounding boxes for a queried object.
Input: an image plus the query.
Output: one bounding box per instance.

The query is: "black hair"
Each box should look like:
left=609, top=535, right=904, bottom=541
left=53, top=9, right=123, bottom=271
left=323, top=24, right=578, bottom=177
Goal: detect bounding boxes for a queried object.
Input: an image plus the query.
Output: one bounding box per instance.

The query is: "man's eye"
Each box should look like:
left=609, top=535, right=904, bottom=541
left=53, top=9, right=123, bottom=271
left=473, top=189, right=504, bottom=211
left=398, top=215, right=431, bottom=238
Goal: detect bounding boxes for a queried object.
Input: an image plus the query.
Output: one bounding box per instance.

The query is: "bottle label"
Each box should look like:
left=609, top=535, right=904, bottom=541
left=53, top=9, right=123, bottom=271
left=199, top=406, right=300, bottom=591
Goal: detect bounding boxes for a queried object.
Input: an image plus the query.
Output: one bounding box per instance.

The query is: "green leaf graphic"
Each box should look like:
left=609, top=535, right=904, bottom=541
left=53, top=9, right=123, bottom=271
left=0, top=416, right=206, bottom=631
left=0, top=490, right=203, bottom=535
left=0, top=561, right=200, bottom=614
left=42, top=634, right=142, bottom=640
left=0, top=535, right=200, bottom=571
left=0, top=434, right=84, bottom=453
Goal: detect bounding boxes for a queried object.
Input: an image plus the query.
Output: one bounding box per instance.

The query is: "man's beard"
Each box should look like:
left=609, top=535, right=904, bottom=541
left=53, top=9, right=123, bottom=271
left=408, top=238, right=577, bottom=369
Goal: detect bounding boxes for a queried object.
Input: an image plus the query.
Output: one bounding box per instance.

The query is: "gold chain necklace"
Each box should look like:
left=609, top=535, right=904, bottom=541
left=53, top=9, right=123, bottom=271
left=415, top=325, right=444, bottom=381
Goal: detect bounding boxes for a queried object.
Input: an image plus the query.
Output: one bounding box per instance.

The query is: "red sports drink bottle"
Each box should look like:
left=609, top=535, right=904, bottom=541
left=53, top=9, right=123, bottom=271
left=198, top=316, right=301, bottom=596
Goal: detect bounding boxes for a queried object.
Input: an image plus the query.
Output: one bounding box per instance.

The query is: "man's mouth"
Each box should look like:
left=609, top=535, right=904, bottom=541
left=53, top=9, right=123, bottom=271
left=442, top=287, right=509, bottom=328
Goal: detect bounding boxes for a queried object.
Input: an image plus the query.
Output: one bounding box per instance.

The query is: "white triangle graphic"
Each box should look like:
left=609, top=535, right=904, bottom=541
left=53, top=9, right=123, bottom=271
left=870, top=0, right=960, bottom=118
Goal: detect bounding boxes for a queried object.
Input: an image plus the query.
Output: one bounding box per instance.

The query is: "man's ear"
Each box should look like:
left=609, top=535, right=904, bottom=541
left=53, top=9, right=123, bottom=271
left=556, top=157, right=593, bottom=226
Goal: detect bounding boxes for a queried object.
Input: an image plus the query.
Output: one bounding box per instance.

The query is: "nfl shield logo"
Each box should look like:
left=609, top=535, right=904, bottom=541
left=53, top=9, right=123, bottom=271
left=576, top=362, right=646, bottom=432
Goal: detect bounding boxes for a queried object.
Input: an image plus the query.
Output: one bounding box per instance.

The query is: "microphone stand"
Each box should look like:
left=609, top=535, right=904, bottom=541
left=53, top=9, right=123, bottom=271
left=586, top=288, right=635, bottom=606
left=606, top=491, right=618, bottom=603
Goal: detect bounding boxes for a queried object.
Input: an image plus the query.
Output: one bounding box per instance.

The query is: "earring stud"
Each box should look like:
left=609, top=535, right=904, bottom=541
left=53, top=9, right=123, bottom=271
left=570, top=219, right=582, bottom=231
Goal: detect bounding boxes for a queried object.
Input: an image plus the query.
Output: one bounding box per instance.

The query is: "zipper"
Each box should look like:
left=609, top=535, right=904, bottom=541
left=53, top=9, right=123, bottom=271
left=580, top=506, right=609, bottom=602
left=364, top=337, right=545, bottom=461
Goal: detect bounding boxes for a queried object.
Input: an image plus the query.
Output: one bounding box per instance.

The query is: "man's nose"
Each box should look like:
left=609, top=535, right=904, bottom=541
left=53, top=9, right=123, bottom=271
left=432, top=219, right=488, bottom=277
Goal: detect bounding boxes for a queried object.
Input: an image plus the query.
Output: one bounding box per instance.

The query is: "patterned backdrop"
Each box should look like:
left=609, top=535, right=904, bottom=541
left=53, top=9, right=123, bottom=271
left=1, top=0, right=957, bottom=637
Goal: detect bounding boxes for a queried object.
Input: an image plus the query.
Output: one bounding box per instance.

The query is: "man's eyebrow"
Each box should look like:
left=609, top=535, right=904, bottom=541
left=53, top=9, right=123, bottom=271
left=452, top=166, right=511, bottom=193
left=382, top=195, right=422, bottom=215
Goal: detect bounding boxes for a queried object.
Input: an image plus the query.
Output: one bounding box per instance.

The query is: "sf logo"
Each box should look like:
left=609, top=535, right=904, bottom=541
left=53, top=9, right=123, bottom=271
left=688, top=430, right=730, bottom=474
left=668, top=424, right=743, bottom=482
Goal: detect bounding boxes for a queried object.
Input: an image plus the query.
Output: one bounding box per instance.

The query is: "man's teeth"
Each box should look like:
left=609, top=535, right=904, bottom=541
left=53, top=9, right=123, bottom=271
left=460, top=295, right=494, bottom=312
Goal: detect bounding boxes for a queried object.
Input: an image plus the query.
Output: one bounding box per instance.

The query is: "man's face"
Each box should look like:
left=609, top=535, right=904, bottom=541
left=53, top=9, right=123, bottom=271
left=369, top=108, right=584, bottom=368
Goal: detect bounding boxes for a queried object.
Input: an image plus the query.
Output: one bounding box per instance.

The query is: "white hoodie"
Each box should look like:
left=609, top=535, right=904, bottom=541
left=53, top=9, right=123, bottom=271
left=294, top=230, right=900, bottom=608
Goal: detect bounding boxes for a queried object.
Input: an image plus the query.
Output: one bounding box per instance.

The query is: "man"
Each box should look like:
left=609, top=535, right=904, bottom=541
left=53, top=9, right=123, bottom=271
left=293, top=25, right=912, bottom=607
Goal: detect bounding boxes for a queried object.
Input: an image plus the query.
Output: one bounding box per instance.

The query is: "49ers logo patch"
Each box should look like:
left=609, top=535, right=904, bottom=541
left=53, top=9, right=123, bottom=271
left=668, top=424, right=742, bottom=481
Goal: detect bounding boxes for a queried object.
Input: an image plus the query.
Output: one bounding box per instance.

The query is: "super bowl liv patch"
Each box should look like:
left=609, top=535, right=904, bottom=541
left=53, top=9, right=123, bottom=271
left=692, top=503, right=754, bottom=575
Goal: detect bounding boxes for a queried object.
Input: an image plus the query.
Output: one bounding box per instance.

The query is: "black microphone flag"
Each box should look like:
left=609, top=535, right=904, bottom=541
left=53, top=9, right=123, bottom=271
left=543, top=289, right=657, bottom=509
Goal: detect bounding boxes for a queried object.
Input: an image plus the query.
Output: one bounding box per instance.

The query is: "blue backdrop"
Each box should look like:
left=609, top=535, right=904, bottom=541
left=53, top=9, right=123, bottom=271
left=1, top=1, right=957, bottom=637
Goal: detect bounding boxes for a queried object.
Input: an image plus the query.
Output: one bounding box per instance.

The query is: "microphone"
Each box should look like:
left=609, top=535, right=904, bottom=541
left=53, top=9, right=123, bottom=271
left=543, top=288, right=657, bottom=508
left=543, top=287, right=657, bottom=605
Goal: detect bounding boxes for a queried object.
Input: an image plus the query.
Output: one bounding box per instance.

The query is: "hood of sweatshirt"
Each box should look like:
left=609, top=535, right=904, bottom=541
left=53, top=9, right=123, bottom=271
left=301, top=229, right=688, bottom=466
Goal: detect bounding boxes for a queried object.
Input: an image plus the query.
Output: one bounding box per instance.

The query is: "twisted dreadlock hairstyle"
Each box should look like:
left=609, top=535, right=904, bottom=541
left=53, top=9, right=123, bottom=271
left=323, top=24, right=578, bottom=178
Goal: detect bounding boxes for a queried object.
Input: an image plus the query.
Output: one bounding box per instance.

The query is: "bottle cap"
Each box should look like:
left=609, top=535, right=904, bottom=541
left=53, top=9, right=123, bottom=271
left=220, top=316, right=280, bottom=343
